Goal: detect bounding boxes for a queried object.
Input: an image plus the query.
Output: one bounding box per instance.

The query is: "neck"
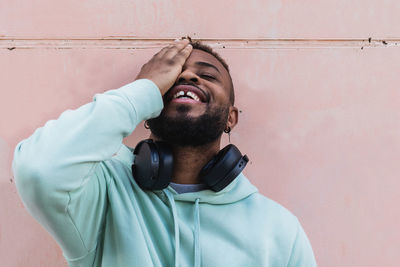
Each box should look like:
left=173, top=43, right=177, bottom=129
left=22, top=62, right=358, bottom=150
left=150, top=134, right=221, bottom=184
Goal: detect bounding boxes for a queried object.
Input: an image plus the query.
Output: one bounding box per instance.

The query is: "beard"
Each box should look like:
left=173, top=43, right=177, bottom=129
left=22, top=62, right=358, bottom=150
left=147, top=103, right=229, bottom=147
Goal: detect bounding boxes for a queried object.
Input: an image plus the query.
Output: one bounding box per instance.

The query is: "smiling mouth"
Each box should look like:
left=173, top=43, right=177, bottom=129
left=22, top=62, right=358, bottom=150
left=166, top=84, right=209, bottom=104
left=172, top=90, right=201, bottom=102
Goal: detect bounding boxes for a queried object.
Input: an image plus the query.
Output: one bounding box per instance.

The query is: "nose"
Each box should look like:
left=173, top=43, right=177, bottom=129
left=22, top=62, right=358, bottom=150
left=176, top=68, right=199, bottom=84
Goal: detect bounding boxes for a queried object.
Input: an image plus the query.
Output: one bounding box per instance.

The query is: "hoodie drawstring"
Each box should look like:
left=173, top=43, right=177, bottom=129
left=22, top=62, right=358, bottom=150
left=165, top=191, right=202, bottom=267
left=194, top=198, right=201, bottom=267
left=165, top=191, right=180, bottom=267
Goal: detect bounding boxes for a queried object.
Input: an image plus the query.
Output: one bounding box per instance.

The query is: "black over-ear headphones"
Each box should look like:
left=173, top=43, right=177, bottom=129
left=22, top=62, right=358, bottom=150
left=132, top=139, right=249, bottom=192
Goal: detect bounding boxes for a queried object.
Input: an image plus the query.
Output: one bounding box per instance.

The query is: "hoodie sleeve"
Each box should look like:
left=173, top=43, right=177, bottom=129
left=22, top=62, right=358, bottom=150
left=12, top=79, right=163, bottom=261
left=287, top=219, right=318, bottom=267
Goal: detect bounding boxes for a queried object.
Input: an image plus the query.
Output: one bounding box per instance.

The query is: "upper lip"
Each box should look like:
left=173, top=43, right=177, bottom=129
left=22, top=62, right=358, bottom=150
left=165, top=83, right=209, bottom=103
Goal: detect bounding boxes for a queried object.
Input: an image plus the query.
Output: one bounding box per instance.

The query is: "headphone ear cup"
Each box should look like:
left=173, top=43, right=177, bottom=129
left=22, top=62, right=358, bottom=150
left=132, top=139, right=173, bottom=190
left=200, top=144, right=249, bottom=192
left=151, top=141, right=174, bottom=189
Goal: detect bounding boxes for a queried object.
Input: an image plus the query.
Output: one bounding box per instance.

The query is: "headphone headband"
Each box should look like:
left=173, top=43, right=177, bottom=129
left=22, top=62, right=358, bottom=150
left=132, top=139, right=248, bottom=192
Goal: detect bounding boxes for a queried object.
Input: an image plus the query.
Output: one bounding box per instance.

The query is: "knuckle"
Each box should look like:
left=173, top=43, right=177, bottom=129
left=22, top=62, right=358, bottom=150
left=166, top=58, right=176, bottom=66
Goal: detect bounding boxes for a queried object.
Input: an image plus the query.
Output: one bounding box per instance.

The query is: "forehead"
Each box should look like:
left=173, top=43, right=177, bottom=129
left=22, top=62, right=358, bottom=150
left=185, top=49, right=229, bottom=78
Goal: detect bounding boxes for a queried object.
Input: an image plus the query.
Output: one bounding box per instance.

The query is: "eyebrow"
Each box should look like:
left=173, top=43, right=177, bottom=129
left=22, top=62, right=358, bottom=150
left=194, top=61, right=221, bottom=74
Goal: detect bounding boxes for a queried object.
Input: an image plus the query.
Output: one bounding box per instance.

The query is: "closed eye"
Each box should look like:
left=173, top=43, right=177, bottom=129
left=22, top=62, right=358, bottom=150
left=200, top=74, right=217, bottom=80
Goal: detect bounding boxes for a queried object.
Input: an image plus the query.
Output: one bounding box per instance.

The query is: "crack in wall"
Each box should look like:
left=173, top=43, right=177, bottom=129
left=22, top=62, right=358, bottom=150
left=1, top=37, right=399, bottom=50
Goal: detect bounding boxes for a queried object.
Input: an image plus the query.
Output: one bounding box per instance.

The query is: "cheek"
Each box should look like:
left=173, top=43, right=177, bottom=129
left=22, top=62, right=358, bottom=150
left=206, top=82, right=230, bottom=105
left=213, top=89, right=231, bottom=105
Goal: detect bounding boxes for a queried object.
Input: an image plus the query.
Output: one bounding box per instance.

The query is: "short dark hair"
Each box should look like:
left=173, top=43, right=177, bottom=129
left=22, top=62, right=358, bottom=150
left=184, top=37, right=235, bottom=105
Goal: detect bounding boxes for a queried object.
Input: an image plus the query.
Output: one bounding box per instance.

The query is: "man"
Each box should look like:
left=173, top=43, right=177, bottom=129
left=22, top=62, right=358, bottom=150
left=13, top=39, right=317, bottom=266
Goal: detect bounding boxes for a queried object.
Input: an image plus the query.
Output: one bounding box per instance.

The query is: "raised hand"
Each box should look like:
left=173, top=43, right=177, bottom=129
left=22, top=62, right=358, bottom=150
left=136, top=39, right=193, bottom=95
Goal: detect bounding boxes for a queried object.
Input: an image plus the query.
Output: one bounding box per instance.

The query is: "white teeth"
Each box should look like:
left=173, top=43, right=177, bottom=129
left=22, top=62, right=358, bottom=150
left=173, top=91, right=185, bottom=99
left=172, top=90, right=200, bottom=102
left=186, top=91, right=200, bottom=101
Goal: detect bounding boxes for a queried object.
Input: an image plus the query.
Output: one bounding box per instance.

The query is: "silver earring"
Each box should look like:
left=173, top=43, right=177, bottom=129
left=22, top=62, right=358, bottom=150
left=224, top=127, right=231, bottom=143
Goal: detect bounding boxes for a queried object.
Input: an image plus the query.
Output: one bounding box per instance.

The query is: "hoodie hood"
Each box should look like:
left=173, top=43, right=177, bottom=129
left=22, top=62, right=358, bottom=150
left=165, top=173, right=258, bottom=204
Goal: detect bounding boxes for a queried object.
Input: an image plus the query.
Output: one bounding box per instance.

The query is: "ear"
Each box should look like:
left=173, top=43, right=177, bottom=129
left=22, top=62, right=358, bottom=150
left=226, top=106, right=239, bottom=130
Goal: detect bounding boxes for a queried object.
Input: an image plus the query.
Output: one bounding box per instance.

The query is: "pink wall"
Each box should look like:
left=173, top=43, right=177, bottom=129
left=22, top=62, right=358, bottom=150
left=1, top=1, right=400, bottom=266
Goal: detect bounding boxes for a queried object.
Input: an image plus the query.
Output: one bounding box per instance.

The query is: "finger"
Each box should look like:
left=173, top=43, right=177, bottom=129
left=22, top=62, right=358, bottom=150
left=172, top=44, right=193, bottom=65
left=154, top=45, right=173, bottom=58
left=174, top=38, right=190, bottom=50
left=164, top=39, right=190, bottom=57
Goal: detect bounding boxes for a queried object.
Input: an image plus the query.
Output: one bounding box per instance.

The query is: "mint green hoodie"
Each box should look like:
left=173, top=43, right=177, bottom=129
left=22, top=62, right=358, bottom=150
left=13, top=79, right=317, bottom=267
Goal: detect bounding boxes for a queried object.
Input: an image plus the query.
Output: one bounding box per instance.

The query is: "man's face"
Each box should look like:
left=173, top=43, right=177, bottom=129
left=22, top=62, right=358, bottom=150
left=147, top=49, right=237, bottom=147
left=162, top=49, right=233, bottom=118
